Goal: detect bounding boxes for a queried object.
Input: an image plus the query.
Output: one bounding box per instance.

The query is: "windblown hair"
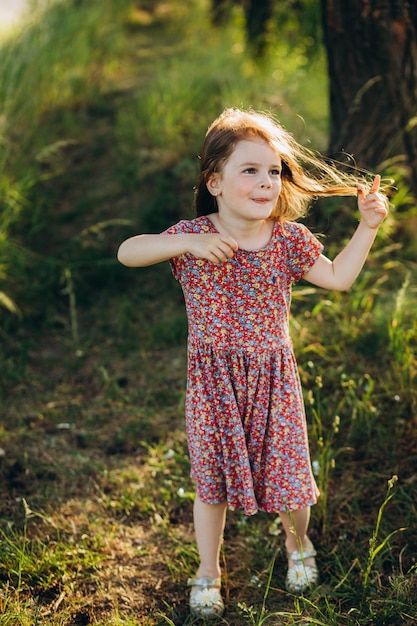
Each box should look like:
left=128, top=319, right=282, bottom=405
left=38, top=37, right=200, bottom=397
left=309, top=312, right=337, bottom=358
left=194, top=107, right=374, bottom=220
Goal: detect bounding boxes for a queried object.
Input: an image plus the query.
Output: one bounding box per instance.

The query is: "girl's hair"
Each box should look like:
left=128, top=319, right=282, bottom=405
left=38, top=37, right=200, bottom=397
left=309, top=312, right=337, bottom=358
left=194, top=107, right=376, bottom=220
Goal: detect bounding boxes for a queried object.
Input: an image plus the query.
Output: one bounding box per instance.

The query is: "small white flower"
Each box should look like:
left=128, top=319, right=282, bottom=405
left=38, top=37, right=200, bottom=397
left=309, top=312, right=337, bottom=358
left=312, top=460, right=320, bottom=476
left=193, top=588, right=220, bottom=606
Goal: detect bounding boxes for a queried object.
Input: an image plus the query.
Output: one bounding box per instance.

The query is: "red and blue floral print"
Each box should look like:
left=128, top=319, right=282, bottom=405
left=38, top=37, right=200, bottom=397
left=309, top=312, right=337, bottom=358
left=165, top=217, right=322, bottom=515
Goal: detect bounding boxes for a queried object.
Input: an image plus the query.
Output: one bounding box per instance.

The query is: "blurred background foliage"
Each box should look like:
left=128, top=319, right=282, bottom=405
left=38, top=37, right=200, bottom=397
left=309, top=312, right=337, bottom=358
left=0, top=0, right=330, bottom=334
left=0, top=0, right=415, bottom=434
left=0, top=0, right=415, bottom=448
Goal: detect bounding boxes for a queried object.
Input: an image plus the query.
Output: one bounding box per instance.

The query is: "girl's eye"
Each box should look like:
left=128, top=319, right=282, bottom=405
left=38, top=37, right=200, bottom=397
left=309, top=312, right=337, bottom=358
left=270, top=169, right=281, bottom=176
left=244, top=167, right=256, bottom=174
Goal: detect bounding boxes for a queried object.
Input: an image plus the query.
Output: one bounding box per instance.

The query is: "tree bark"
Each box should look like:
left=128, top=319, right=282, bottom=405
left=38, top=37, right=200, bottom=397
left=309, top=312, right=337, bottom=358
left=211, top=0, right=275, bottom=57
left=321, top=0, right=417, bottom=193
left=244, top=0, right=275, bottom=57
left=211, top=0, right=234, bottom=25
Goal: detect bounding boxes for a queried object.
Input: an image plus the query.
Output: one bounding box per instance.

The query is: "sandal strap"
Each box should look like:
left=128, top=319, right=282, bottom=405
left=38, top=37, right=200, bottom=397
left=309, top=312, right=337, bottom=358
left=287, top=548, right=317, bottom=562
left=187, top=576, right=221, bottom=588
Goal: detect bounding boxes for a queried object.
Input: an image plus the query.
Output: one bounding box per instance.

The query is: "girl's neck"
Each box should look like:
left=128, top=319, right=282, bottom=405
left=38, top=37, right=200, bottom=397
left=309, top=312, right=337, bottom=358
left=209, top=212, right=274, bottom=251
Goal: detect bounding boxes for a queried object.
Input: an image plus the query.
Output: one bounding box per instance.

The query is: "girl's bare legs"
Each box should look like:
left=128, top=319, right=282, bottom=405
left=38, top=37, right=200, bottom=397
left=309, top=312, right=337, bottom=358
left=279, top=506, right=316, bottom=564
left=279, top=506, right=317, bottom=592
left=193, top=495, right=227, bottom=579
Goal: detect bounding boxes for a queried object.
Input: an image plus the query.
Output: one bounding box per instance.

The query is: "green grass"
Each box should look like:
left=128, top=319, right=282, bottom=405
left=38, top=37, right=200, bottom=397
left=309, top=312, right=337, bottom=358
left=0, top=0, right=417, bottom=624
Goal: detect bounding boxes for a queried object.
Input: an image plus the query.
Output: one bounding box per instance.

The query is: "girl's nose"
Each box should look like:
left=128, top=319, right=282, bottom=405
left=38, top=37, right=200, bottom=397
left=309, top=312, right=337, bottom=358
left=260, top=176, right=272, bottom=188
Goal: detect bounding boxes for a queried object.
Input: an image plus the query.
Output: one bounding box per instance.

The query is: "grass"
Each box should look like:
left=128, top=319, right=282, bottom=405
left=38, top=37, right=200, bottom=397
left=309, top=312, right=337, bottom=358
left=1, top=0, right=417, bottom=624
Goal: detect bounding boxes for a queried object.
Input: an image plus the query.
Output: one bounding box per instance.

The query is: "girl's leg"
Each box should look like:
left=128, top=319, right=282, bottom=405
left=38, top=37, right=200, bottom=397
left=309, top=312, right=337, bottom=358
left=193, top=494, right=227, bottom=579
left=279, top=506, right=318, bottom=592
left=189, top=495, right=227, bottom=618
left=279, top=506, right=316, bottom=562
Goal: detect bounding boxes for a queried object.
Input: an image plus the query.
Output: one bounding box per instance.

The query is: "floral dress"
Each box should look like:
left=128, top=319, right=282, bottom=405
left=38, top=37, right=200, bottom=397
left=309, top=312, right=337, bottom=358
left=164, top=216, right=323, bottom=515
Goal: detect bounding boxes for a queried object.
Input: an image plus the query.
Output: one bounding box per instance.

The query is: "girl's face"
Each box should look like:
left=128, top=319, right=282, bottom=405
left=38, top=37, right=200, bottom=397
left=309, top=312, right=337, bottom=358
left=207, top=138, right=282, bottom=221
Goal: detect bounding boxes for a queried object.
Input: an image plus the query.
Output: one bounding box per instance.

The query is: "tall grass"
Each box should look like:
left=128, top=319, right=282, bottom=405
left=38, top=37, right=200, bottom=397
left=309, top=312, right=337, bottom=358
left=0, top=0, right=133, bottom=322
left=0, top=0, right=329, bottom=335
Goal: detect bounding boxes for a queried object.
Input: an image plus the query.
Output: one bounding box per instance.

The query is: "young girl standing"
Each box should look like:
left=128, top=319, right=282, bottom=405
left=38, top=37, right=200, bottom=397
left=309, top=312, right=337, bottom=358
left=117, top=108, right=388, bottom=620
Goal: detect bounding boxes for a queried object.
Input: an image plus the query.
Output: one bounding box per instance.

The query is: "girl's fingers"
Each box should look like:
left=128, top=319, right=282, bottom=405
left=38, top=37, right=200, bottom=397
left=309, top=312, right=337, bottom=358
left=370, top=174, right=381, bottom=194
left=221, top=235, right=239, bottom=251
left=358, top=175, right=381, bottom=199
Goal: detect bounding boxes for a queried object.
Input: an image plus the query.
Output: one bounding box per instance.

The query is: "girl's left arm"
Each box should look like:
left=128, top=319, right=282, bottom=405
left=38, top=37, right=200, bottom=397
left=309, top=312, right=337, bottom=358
left=303, top=175, right=389, bottom=291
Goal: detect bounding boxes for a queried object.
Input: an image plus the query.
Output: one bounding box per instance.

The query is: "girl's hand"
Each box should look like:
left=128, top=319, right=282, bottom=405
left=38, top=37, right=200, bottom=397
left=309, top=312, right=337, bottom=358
left=187, top=233, right=238, bottom=264
left=357, top=174, right=388, bottom=229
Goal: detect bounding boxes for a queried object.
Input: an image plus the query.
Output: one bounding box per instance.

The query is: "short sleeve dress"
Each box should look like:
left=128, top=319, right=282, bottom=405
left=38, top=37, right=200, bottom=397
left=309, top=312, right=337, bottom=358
left=164, top=216, right=323, bottom=516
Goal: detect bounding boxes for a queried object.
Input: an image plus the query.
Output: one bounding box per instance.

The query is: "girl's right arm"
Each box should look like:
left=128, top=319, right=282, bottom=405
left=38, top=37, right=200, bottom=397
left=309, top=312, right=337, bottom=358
left=117, top=233, right=238, bottom=267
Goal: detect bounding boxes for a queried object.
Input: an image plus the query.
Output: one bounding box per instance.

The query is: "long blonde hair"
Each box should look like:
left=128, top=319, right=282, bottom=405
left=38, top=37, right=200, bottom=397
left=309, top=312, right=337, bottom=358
left=194, top=107, right=377, bottom=220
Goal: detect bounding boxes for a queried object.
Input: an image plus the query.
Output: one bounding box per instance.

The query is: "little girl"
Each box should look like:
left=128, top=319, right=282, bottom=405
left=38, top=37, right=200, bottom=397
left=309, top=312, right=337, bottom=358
left=117, top=108, right=388, bottom=620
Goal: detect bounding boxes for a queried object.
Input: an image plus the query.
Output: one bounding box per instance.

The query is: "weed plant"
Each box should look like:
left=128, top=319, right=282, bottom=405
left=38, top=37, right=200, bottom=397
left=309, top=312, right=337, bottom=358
left=0, top=0, right=416, bottom=625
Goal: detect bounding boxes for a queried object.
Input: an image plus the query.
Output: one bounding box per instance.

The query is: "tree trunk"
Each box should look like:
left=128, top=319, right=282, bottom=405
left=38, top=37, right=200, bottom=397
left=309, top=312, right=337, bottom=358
left=321, top=0, right=417, bottom=193
left=211, top=0, right=234, bottom=25
left=211, top=0, right=275, bottom=58
left=244, top=0, right=275, bottom=57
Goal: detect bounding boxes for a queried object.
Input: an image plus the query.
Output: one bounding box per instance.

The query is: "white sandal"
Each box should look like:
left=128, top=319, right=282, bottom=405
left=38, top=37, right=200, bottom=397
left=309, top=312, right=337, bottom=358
left=188, top=576, right=224, bottom=620
left=285, top=547, right=318, bottom=593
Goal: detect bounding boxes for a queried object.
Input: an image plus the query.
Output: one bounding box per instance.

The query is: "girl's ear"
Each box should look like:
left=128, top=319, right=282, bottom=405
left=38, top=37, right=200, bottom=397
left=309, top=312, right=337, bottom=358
left=206, top=173, right=221, bottom=197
